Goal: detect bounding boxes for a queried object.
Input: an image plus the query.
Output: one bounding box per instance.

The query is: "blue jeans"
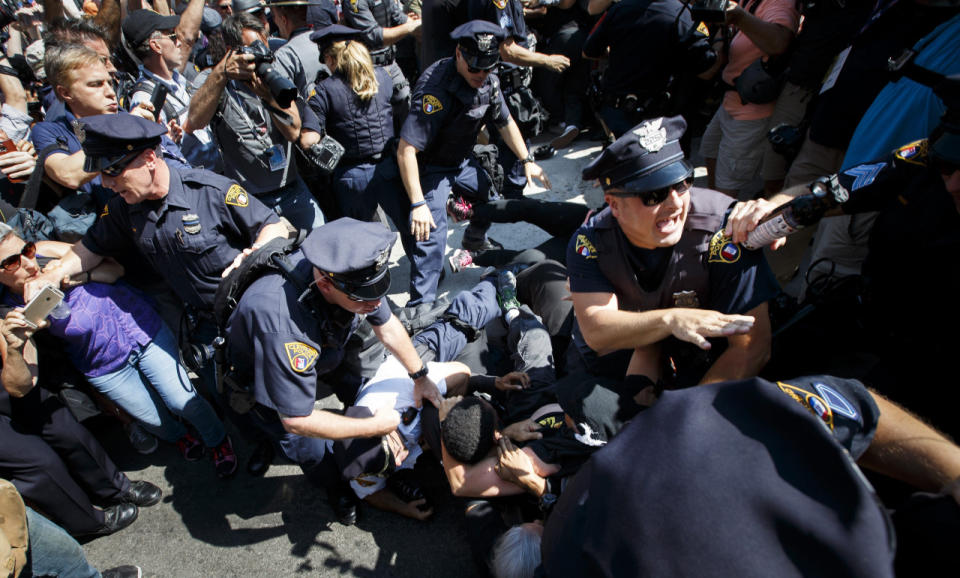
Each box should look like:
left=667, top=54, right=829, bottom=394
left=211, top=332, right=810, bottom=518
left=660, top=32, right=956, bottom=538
left=255, top=176, right=325, bottom=233
left=87, top=324, right=226, bottom=447
left=25, top=507, right=100, bottom=578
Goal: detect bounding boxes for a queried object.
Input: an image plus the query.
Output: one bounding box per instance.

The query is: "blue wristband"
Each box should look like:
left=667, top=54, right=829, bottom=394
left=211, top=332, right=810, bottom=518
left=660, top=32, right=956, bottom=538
left=410, top=200, right=426, bottom=209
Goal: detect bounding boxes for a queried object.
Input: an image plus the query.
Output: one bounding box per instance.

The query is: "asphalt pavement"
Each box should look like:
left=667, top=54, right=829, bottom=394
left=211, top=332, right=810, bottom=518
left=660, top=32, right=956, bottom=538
left=81, top=134, right=606, bottom=577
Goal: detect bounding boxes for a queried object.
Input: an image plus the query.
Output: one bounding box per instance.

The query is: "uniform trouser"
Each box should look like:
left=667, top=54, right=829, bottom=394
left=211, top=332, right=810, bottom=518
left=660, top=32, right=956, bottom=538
left=380, top=162, right=453, bottom=306
left=598, top=105, right=638, bottom=139
left=24, top=507, right=100, bottom=578
left=384, top=61, right=411, bottom=133
left=333, top=159, right=391, bottom=223
left=0, top=388, right=129, bottom=536
left=489, top=129, right=528, bottom=198
left=470, top=200, right=589, bottom=268
left=534, top=22, right=590, bottom=128
left=245, top=406, right=339, bottom=489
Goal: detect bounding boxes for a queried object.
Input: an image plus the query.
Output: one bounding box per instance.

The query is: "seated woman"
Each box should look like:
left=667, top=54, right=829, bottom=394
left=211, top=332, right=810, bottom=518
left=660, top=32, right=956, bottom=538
left=0, top=223, right=237, bottom=478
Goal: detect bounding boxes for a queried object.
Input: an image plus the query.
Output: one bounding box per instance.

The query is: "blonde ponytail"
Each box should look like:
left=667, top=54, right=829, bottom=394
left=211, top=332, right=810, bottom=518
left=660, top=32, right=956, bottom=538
left=328, top=40, right=378, bottom=101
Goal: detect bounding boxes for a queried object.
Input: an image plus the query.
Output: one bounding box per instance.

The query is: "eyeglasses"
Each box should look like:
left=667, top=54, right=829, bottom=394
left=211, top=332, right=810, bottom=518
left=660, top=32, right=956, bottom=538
left=163, top=32, right=179, bottom=42
left=1, top=242, right=36, bottom=272
left=467, top=64, right=491, bottom=74
left=633, top=178, right=693, bottom=207
left=101, top=151, right=143, bottom=177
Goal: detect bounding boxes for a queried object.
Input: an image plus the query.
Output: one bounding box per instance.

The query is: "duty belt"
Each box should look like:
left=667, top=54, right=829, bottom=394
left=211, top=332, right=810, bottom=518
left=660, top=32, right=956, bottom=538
left=496, top=63, right=531, bottom=94
left=371, top=46, right=396, bottom=67
left=343, top=152, right=384, bottom=165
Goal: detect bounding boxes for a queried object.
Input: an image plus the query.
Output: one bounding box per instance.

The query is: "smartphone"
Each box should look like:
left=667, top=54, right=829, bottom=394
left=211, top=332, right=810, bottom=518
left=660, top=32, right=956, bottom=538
left=149, top=83, right=169, bottom=122
left=0, top=139, right=23, bottom=184
left=22, top=285, right=64, bottom=328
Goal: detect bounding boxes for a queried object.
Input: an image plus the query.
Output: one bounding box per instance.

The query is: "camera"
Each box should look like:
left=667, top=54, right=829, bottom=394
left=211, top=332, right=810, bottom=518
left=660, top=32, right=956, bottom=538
left=302, top=134, right=344, bottom=174
left=767, top=123, right=805, bottom=161
left=182, top=336, right=225, bottom=372
left=239, top=40, right=297, bottom=109
left=690, top=0, right=728, bottom=23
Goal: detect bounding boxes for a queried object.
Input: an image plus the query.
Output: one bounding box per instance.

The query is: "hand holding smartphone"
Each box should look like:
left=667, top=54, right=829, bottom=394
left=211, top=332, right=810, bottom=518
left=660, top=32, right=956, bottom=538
left=22, top=285, right=64, bottom=328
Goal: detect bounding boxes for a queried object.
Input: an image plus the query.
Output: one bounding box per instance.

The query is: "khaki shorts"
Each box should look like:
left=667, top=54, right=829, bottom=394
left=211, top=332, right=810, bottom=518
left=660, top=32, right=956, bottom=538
left=699, top=105, right=771, bottom=193
left=760, top=82, right=815, bottom=182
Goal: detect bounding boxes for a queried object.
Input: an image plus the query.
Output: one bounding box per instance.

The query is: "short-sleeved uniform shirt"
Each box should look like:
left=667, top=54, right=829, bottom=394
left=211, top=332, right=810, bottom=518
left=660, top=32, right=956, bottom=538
left=226, top=253, right=391, bottom=418
left=273, top=28, right=327, bottom=98
left=342, top=0, right=408, bottom=51
left=466, top=0, right=529, bottom=45
left=400, top=57, right=511, bottom=167
left=82, top=167, right=280, bottom=310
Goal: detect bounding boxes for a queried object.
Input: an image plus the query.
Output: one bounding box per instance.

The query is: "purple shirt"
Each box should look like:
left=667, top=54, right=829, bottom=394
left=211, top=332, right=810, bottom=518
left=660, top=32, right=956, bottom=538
left=4, top=281, right=162, bottom=378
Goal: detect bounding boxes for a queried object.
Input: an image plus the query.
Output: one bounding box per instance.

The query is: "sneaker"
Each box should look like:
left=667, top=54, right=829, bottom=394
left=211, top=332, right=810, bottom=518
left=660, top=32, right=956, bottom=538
left=448, top=249, right=473, bottom=273
left=124, top=423, right=158, bottom=455
left=461, top=235, right=504, bottom=253
left=212, top=436, right=238, bottom=479
left=550, top=124, right=580, bottom=150
left=446, top=196, right=473, bottom=223
left=176, top=433, right=204, bottom=462
left=497, top=270, right=521, bottom=315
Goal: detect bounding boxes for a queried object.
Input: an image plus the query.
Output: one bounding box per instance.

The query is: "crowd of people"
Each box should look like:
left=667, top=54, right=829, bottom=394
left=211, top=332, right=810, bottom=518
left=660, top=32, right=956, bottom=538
left=0, top=0, right=958, bottom=576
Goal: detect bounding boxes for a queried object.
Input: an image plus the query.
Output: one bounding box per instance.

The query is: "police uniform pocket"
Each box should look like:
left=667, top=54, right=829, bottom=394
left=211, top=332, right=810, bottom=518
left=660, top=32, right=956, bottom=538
left=179, top=230, right=229, bottom=275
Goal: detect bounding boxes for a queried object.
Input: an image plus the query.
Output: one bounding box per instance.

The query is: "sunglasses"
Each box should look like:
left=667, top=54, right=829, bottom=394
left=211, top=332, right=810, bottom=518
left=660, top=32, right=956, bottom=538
left=629, top=178, right=693, bottom=207
left=162, top=32, right=179, bottom=42
left=101, top=151, right=143, bottom=177
left=1, top=242, right=36, bottom=272
left=325, top=276, right=378, bottom=302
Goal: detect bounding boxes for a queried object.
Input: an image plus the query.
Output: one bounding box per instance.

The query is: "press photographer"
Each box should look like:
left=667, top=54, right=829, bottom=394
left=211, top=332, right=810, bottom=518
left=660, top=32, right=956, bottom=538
left=187, top=11, right=324, bottom=232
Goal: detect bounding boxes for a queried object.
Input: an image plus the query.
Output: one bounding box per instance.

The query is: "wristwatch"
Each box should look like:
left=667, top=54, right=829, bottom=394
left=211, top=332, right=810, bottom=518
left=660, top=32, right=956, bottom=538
left=408, top=365, right=429, bottom=380
left=521, top=152, right=535, bottom=165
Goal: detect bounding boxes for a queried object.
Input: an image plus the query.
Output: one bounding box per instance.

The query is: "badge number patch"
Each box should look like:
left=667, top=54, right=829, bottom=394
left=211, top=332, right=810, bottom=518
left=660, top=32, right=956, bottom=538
left=285, top=342, right=319, bottom=373
left=707, top=230, right=740, bottom=264
left=575, top=234, right=597, bottom=259
left=423, top=95, right=443, bottom=115
left=225, top=184, right=249, bottom=207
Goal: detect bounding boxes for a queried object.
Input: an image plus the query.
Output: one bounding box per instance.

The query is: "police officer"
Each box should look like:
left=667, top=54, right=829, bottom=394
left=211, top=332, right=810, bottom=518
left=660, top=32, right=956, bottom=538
left=341, top=0, right=421, bottom=128
left=387, top=20, right=551, bottom=306
left=224, top=218, right=442, bottom=524
left=308, top=25, right=397, bottom=221
left=566, top=116, right=778, bottom=386
left=582, top=0, right=715, bottom=138
left=22, top=113, right=289, bottom=387
left=269, top=0, right=335, bottom=99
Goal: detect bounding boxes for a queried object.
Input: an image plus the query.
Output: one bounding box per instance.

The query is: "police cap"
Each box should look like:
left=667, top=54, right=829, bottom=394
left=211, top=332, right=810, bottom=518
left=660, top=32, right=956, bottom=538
left=309, top=24, right=363, bottom=52
left=450, top=20, right=506, bottom=72
left=581, top=116, right=693, bottom=194
left=302, top=218, right=396, bottom=301
left=233, top=0, right=265, bottom=14
left=541, top=376, right=893, bottom=577
left=122, top=9, right=180, bottom=49
left=79, top=112, right=167, bottom=174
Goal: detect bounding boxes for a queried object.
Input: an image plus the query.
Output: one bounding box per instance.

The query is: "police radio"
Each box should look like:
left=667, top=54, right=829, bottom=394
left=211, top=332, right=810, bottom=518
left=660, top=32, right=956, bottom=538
left=302, top=134, right=345, bottom=175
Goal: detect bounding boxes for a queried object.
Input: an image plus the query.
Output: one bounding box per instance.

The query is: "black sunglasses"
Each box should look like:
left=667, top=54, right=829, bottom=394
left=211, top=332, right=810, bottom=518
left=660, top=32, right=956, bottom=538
left=633, top=178, right=693, bottom=207
left=101, top=150, right=144, bottom=177
left=1, top=242, right=36, bottom=272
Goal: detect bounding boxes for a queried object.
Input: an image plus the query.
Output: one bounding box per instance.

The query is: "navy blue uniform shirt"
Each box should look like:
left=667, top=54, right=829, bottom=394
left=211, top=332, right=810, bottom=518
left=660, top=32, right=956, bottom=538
left=308, top=67, right=395, bottom=160
left=400, top=57, right=510, bottom=167
left=82, top=168, right=280, bottom=310
left=226, top=252, right=391, bottom=417
left=466, top=0, right=529, bottom=45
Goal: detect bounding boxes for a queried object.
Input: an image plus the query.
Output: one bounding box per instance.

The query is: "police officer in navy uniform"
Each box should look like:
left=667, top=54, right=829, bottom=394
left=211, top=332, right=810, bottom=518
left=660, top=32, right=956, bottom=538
left=308, top=25, right=398, bottom=221
left=225, top=218, right=443, bottom=524
left=566, top=116, right=778, bottom=387
left=387, top=20, right=551, bottom=306
left=341, top=0, right=421, bottom=128
left=22, top=113, right=289, bottom=387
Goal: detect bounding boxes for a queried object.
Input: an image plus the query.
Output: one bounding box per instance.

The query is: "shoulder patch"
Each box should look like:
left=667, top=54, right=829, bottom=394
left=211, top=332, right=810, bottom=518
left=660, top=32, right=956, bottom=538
left=777, top=381, right=834, bottom=431
left=422, top=94, right=443, bottom=115
left=697, top=21, right=710, bottom=36
left=843, top=162, right=886, bottom=191
left=813, top=382, right=860, bottom=422
left=707, top=230, right=740, bottom=264
left=225, top=184, right=250, bottom=207
left=349, top=0, right=359, bottom=12
left=100, top=203, right=110, bottom=218
left=493, top=0, right=507, bottom=8
left=575, top=234, right=597, bottom=259
left=285, top=342, right=319, bottom=373
left=894, top=139, right=928, bottom=167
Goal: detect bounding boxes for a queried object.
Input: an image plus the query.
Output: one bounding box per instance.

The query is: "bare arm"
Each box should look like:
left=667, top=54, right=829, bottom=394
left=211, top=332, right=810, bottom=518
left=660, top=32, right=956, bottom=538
left=858, top=392, right=960, bottom=494
left=44, top=152, right=99, bottom=190
left=495, top=117, right=550, bottom=189
left=380, top=19, right=421, bottom=46
left=187, top=56, right=232, bottom=131
left=0, top=310, right=39, bottom=398
left=725, top=2, right=795, bottom=57
left=23, top=242, right=105, bottom=302
left=280, top=407, right=399, bottom=439
left=587, top=0, right=616, bottom=14
left=698, top=302, right=771, bottom=384
left=0, top=56, right=27, bottom=113
left=499, top=37, right=569, bottom=72
left=397, top=138, right=435, bottom=242
left=572, top=291, right=756, bottom=354
left=364, top=488, right=433, bottom=520
left=174, top=0, right=205, bottom=72
left=372, top=315, right=441, bottom=407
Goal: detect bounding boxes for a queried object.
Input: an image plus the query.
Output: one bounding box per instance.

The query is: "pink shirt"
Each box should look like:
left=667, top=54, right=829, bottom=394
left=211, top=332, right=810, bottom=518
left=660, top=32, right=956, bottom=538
left=722, top=0, right=800, bottom=121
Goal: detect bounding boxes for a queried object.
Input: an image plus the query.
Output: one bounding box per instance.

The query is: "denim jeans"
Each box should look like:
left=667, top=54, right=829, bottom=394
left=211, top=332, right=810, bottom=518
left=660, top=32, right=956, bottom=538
left=87, top=324, right=226, bottom=447
left=25, top=507, right=100, bottom=578
left=255, top=176, right=325, bottom=233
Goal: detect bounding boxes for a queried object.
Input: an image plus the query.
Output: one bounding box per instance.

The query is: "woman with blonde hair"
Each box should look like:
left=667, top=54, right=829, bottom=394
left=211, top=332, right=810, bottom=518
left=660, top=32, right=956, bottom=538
left=308, top=25, right=397, bottom=222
